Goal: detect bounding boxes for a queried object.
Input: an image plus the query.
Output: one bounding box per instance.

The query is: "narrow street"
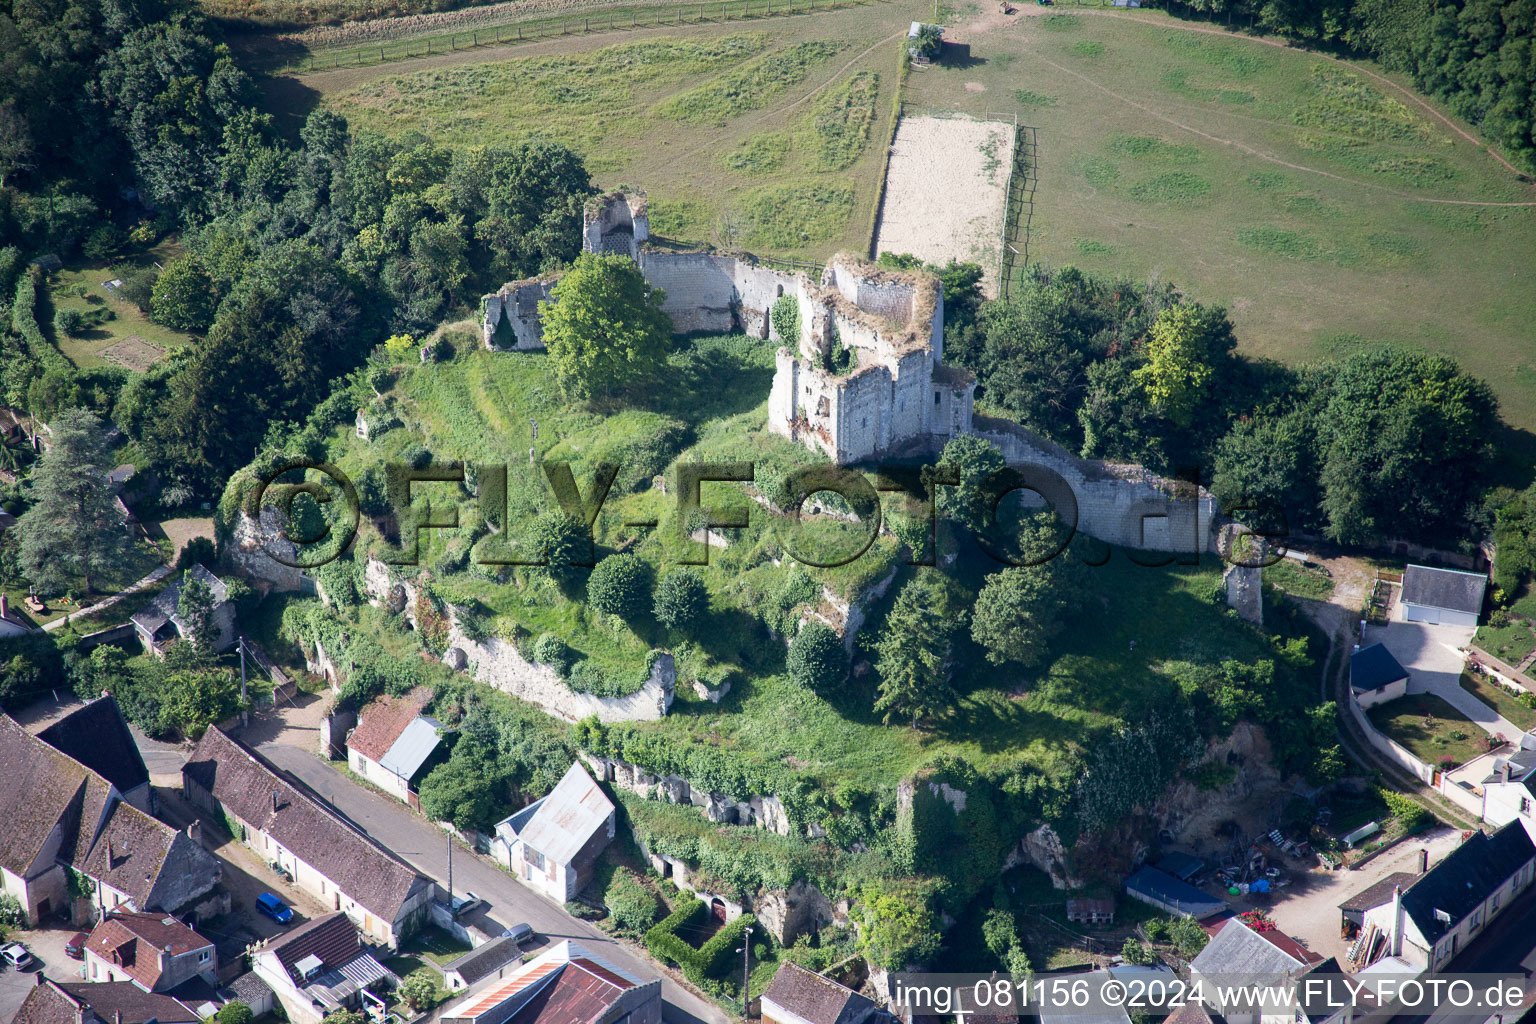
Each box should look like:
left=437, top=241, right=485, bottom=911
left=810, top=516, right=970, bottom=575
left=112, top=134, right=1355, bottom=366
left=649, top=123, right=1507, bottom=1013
left=244, top=737, right=730, bottom=1024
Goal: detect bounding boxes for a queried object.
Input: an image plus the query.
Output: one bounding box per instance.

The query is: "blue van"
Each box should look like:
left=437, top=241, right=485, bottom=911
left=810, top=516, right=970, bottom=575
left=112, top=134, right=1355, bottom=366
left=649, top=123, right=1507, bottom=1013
left=255, top=892, right=294, bottom=924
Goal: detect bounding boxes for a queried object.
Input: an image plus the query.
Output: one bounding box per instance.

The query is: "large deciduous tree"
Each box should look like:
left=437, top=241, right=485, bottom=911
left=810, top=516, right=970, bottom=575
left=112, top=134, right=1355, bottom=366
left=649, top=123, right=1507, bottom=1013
left=15, top=408, right=128, bottom=595
left=541, top=252, right=673, bottom=401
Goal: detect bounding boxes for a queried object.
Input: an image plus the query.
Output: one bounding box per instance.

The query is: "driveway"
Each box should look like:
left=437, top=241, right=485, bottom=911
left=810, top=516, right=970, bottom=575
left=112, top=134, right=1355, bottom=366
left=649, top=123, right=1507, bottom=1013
left=1260, top=825, right=1466, bottom=964
left=1364, top=619, right=1525, bottom=740
left=0, top=926, right=87, bottom=1020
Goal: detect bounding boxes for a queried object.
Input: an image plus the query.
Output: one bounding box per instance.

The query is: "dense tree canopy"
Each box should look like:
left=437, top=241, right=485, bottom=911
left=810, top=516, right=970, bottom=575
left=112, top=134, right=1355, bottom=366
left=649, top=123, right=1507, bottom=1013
left=541, top=252, right=673, bottom=400
left=15, top=408, right=128, bottom=594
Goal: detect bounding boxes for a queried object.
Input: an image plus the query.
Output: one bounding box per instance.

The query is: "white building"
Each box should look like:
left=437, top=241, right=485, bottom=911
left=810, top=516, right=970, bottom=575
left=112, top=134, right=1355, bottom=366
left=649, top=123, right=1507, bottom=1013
left=252, top=913, right=397, bottom=1024
left=1188, top=917, right=1324, bottom=1024
left=491, top=763, right=615, bottom=903
left=1399, top=564, right=1486, bottom=626
left=1360, top=821, right=1535, bottom=971
left=1349, top=643, right=1409, bottom=710
left=1479, top=740, right=1536, bottom=842
left=346, top=689, right=447, bottom=806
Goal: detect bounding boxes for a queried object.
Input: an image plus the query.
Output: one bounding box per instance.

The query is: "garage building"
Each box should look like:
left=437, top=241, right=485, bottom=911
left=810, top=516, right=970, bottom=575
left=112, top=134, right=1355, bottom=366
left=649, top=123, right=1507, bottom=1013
left=1400, top=565, right=1486, bottom=627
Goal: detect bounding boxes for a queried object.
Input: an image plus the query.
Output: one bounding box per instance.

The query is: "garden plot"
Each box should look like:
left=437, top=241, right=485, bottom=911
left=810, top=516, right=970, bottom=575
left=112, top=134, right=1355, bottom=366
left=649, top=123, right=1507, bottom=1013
left=874, top=114, right=1014, bottom=293
left=105, top=335, right=168, bottom=372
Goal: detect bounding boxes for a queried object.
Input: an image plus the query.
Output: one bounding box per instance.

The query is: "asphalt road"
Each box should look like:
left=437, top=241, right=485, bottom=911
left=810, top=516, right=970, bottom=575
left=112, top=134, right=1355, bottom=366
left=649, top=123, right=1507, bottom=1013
left=252, top=741, right=729, bottom=1024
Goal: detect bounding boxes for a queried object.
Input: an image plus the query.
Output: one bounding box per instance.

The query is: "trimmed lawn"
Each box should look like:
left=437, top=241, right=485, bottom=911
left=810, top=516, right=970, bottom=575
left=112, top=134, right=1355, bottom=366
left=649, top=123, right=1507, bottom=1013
left=47, top=241, right=200, bottom=370
left=1367, top=693, right=1487, bottom=769
left=1459, top=670, right=1536, bottom=732
left=308, top=2, right=909, bottom=261
left=401, top=925, right=472, bottom=967
left=1472, top=618, right=1536, bottom=667
left=903, top=9, right=1536, bottom=440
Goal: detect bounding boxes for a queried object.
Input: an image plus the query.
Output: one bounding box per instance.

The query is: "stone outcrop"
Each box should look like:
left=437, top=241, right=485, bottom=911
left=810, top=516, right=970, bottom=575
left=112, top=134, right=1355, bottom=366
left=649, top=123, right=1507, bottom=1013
left=1003, top=823, right=1084, bottom=890
left=359, top=556, right=673, bottom=723
left=753, top=879, right=835, bottom=945
left=227, top=506, right=307, bottom=592
left=584, top=752, right=803, bottom=838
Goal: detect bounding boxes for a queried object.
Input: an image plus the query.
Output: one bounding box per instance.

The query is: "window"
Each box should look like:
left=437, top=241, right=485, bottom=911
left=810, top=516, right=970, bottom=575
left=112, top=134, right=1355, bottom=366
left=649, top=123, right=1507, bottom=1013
left=1521, top=796, right=1531, bottom=814
left=934, top=391, right=941, bottom=406
left=199, top=951, right=210, bottom=963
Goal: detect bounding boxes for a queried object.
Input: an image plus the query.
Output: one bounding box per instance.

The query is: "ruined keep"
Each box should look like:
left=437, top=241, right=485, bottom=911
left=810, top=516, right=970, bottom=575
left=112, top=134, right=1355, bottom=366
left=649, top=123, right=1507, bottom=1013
left=481, top=191, right=976, bottom=464
left=479, top=190, right=1218, bottom=556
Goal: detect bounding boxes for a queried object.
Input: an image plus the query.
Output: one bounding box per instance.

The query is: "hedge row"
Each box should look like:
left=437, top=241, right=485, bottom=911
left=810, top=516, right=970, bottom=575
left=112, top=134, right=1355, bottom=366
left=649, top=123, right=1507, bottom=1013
left=643, top=898, right=758, bottom=985
left=12, top=271, right=73, bottom=377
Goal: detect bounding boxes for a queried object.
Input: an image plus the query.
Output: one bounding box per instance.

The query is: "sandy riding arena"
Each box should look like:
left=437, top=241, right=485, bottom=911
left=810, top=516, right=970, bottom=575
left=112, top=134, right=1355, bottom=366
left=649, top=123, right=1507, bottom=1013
left=874, top=114, right=1015, bottom=294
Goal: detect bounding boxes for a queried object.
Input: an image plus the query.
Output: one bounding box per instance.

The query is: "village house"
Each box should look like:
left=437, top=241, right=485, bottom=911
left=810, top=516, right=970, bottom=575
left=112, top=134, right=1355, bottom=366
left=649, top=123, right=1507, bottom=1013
left=1399, top=564, right=1487, bottom=626
left=13, top=978, right=202, bottom=1024
left=1480, top=739, right=1536, bottom=841
left=251, top=913, right=398, bottom=1024
left=84, top=911, right=216, bottom=992
left=491, top=762, right=615, bottom=903
left=1349, top=643, right=1410, bottom=710
left=760, top=962, right=878, bottom=1024
left=1187, top=916, right=1325, bottom=1024
left=440, top=935, right=527, bottom=994
left=0, top=715, right=220, bottom=927
left=130, top=564, right=236, bottom=656
left=437, top=940, right=659, bottom=1024
left=1360, top=821, right=1535, bottom=971
left=0, top=592, right=29, bottom=637
left=182, top=727, right=436, bottom=947
left=346, top=688, right=448, bottom=807
left=37, top=695, right=155, bottom=813
left=1064, top=897, right=1115, bottom=926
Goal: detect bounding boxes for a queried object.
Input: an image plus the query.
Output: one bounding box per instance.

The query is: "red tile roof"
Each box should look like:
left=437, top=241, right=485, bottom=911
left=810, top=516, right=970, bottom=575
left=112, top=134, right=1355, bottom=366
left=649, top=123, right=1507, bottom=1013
left=87, top=912, right=213, bottom=990
left=505, top=967, right=624, bottom=1024
left=347, top=689, right=430, bottom=763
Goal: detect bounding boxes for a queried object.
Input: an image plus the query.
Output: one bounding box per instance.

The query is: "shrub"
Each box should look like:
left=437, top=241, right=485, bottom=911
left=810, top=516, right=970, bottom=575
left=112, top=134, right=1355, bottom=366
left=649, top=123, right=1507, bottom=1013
left=1167, top=916, right=1208, bottom=957
left=770, top=295, right=801, bottom=343
left=587, top=553, right=652, bottom=620
left=1121, top=937, right=1153, bottom=965
left=786, top=622, right=847, bottom=693
left=0, top=893, right=24, bottom=929
left=81, top=224, right=125, bottom=261
left=654, top=568, right=709, bottom=634
left=384, top=333, right=416, bottom=357
left=533, top=633, right=572, bottom=674
left=54, top=308, right=85, bottom=337
left=604, top=868, right=659, bottom=932
left=1377, top=787, right=1431, bottom=831
left=397, top=970, right=440, bottom=1012
left=213, top=1003, right=253, bottom=1024
left=644, top=900, right=759, bottom=984
left=117, top=267, right=157, bottom=311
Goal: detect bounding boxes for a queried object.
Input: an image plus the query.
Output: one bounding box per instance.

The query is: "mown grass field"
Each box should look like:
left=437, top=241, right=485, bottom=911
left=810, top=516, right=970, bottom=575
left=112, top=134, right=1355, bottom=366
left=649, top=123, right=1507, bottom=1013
left=46, top=242, right=198, bottom=370
left=310, top=2, right=917, bottom=258
left=902, top=8, right=1536, bottom=435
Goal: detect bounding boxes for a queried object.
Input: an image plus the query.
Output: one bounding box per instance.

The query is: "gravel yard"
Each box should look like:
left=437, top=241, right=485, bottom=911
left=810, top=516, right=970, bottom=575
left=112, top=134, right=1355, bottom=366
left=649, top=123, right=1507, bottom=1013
left=873, top=114, right=1014, bottom=295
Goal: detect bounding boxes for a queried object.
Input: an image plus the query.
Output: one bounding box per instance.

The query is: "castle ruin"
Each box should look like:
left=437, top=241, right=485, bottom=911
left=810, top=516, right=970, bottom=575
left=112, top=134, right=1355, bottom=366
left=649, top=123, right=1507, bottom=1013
left=480, top=191, right=1218, bottom=556
left=481, top=191, right=975, bottom=464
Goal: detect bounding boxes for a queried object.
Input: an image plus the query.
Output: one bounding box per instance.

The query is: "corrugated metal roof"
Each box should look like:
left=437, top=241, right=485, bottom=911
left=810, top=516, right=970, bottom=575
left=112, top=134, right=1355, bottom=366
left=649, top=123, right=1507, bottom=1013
left=517, top=763, right=613, bottom=865
left=378, top=716, right=445, bottom=780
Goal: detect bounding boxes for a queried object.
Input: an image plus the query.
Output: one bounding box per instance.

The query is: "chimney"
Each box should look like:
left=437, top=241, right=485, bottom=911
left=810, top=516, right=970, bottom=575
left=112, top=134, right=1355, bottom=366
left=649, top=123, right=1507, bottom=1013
left=1390, top=885, right=1405, bottom=957
left=1417, top=848, right=1429, bottom=874
left=36, top=972, right=45, bottom=987
left=107, top=840, right=114, bottom=866
left=115, top=1011, right=122, bottom=1024
left=0, top=592, right=8, bottom=620
left=272, top=790, right=280, bottom=813
left=187, top=820, right=201, bottom=844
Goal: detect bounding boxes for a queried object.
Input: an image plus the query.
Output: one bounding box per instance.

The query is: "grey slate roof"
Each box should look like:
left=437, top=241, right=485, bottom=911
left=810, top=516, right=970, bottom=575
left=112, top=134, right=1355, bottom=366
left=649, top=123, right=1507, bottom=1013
left=1400, top=564, right=1487, bottom=615
left=762, top=962, right=876, bottom=1024
left=183, top=728, right=432, bottom=924
left=1190, top=919, right=1308, bottom=997
left=1482, top=744, right=1536, bottom=791
left=1350, top=643, right=1409, bottom=693
left=38, top=695, right=151, bottom=797
left=1338, top=871, right=1418, bottom=913
left=516, top=762, right=613, bottom=865
left=1400, top=821, right=1535, bottom=944
left=131, top=564, right=228, bottom=638
left=54, top=982, right=201, bottom=1024
left=444, top=935, right=525, bottom=986
left=377, top=715, right=446, bottom=782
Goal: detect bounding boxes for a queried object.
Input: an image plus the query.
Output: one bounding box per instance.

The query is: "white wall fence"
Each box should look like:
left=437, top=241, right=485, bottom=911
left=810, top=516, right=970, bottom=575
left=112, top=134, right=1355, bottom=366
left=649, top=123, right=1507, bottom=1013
left=1347, top=697, right=1486, bottom=818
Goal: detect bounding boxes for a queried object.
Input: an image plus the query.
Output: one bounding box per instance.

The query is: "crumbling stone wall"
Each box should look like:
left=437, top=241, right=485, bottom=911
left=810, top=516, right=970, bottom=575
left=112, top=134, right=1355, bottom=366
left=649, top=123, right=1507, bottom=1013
left=482, top=278, right=556, bottom=350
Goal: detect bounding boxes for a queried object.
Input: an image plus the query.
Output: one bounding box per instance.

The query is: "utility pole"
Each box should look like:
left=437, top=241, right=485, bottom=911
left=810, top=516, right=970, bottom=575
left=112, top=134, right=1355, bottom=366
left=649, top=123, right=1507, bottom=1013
left=237, top=636, right=248, bottom=707
left=447, top=833, right=454, bottom=906
left=736, top=924, right=754, bottom=1018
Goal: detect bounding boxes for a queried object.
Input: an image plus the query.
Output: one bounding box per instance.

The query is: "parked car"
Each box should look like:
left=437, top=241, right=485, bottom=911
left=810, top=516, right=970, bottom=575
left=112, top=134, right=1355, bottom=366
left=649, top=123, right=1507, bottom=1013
left=450, top=891, right=483, bottom=916
left=255, top=892, right=294, bottom=924
left=65, top=933, right=88, bottom=960
left=1, top=943, right=33, bottom=969
left=504, top=923, right=535, bottom=946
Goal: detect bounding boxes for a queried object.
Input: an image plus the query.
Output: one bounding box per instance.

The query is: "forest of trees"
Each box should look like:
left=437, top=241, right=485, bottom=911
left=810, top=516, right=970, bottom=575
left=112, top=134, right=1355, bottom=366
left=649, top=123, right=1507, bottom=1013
left=0, top=0, right=595, bottom=500
left=1169, top=0, right=1536, bottom=174
left=947, top=266, right=1497, bottom=548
